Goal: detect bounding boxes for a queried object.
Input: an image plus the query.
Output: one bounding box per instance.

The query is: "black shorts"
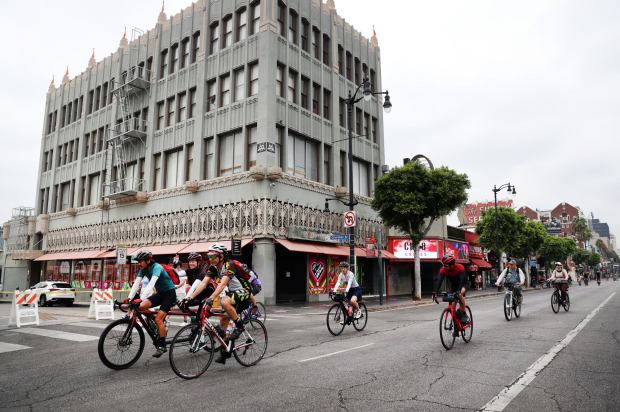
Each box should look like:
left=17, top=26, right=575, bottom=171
left=146, top=289, right=177, bottom=313
left=227, top=289, right=251, bottom=312
left=346, top=287, right=362, bottom=301
left=447, top=272, right=468, bottom=295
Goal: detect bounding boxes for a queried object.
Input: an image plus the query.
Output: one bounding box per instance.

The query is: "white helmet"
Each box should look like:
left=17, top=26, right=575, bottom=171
left=208, top=243, right=227, bottom=255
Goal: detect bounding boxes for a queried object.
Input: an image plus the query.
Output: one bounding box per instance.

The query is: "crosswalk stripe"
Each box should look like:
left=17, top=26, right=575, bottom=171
left=0, top=342, right=32, bottom=354
left=13, top=328, right=99, bottom=342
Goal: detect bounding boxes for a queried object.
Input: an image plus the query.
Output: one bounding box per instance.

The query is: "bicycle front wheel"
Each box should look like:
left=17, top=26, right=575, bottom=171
left=352, top=303, right=368, bottom=331
left=98, top=318, right=145, bottom=370
left=563, top=294, right=570, bottom=312
left=233, top=320, right=268, bottom=367
left=503, top=294, right=512, bottom=321
left=168, top=324, right=215, bottom=379
left=514, top=297, right=522, bottom=318
left=326, top=304, right=346, bottom=336
left=439, top=308, right=456, bottom=350
left=551, top=291, right=560, bottom=313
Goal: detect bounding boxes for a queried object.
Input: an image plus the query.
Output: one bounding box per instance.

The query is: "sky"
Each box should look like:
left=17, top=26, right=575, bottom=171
left=0, top=0, right=619, bottom=241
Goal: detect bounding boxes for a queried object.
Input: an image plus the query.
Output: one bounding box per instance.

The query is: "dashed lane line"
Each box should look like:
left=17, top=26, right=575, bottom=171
left=299, top=343, right=375, bottom=363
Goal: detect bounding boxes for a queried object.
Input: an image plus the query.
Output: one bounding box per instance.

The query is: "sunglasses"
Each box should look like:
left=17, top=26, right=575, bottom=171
left=206, top=253, right=220, bottom=259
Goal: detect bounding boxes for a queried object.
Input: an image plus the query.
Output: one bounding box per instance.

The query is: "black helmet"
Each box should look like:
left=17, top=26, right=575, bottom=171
left=188, top=252, right=203, bottom=262
left=135, top=250, right=153, bottom=262
left=339, top=261, right=350, bottom=268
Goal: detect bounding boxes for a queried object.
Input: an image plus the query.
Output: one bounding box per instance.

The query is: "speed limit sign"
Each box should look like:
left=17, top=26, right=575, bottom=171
left=344, top=211, right=357, bottom=227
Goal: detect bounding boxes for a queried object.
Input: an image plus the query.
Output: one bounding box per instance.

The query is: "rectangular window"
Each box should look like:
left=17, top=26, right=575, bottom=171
left=188, top=87, right=197, bottom=119
left=323, top=89, right=331, bottom=120
left=66, top=102, right=73, bottom=124
left=220, top=73, right=231, bottom=106
left=170, top=43, right=179, bottom=74
left=78, top=96, right=83, bottom=118
left=94, top=87, right=101, bottom=111
left=210, top=23, right=219, bottom=54
left=355, top=108, right=362, bottom=135
left=236, top=8, right=247, bottom=41
left=62, top=143, right=68, bottom=165
left=322, top=34, right=330, bottom=65
left=153, top=153, right=161, bottom=191
left=300, top=76, right=309, bottom=110
left=301, top=19, right=310, bottom=52
left=340, top=151, right=346, bottom=186
left=247, top=125, right=257, bottom=168
left=362, top=63, right=368, bottom=80
left=223, top=15, right=233, bottom=48
left=248, top=62, right=259, bottom=96
left=346, top=52, right=352, bottom=81
left=288, top=9, right=298, bottom=44
left=312, top=27, right=320, bottom=59
left=286, top=131, right=318, bottom=181
left=84, top=133, right=90, bottom=157
left=370, top=69, right=376, bottom=91
left=352, top=158, right=369, bottom=196
left=203, top=137, right=215, bottom=180
left=277, top=1, right=286, bottom=37
left=98, top=127, right=104, bottom=152
left=234, top=67, right=245, bottom=102
left=160, top=49, right=168, bottom=78
left=90, top=131, right=97, bottom=155
left=177, top=91, right=187, bottom=122
left=276, top=64, right=284, bottom=98
left=312, top=83, right=321, bottom=115
left=250, top=1, right=260, bottom=35
left=156, top=101, right=165, bottom=130
left=185, top=144, right=194, bottom=181
left=364, top=113, right=370, bottom=139
left=191, top=31, right=200, bottom=63
left=218, top=130, right=243, bottom=176
left=88, top=174, right=100, bottom=205
left=165, top=149, right=183, bottom=188
left=180, top=37, right=190, bottom=69
left=101, top=82, right=108, bottom=107
left=339, top=99, right=346, bottom=127
left=323, top=145, right=331, bottom=185
left=206, top=79, right=217, bottom=111
left=166, top=96, right=175, bottom=127
left=338, top=45, right=344, bottom=75
left=74, top=138, right=79, bottom=161
left=354, top=57, right=361, bottom=84
left=287, top=69, right=297, bottom=103
left=372, top=117, right=378, bottom=143
left=79, top=177, right=86, bottom=207
left=87, top=90, right=94, bottom=115
left=276, top=126, right=283, bottom=167
left=47, top=113, right=53, bottom=134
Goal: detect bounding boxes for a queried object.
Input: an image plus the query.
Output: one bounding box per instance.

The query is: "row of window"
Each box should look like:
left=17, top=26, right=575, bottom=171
left=159, top=31, right=201, bottom=79
left=155, top=88, right=197, bottom=130
left=277, top=2, right=330, bottom=65
left=337, top=46, right=376, bottom=89
left=208, top=2, right=260, bottom=55
left=276, top=63, right=331, bottom=119
left=206, top=62, right=259, bottom=112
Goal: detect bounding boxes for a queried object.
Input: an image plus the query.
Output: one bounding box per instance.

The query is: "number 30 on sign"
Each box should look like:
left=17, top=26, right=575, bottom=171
left=343, top=211, right=356, bottom=227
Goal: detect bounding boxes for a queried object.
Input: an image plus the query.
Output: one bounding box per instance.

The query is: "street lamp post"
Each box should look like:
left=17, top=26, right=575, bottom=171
left=491, top=182, right=516, bottom=274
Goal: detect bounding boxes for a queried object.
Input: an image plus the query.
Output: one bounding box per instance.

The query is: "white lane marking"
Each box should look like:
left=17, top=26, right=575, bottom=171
left=67, top=322, right=108, bottom=329
left=481, top=291, right=616, bottom=412
left=265, top=314, right=298, bottom=319
left=299, top=343, right=374, bottom=363
left=13, top=327, right=99, bottom=342
left=0, top=342, right=32, bottom=354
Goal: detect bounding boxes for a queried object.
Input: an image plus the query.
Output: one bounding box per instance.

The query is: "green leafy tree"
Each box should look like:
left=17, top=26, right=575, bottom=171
left=588, top=252, right=601, bottom=267
left=539, top=237, right=577, bottom=268
left=475, top=207, right=526, bottom=266
left=513, top=220, right=547, bottom=259
left=372, top=161, right=470, bottom=300
left=571, top=216, right=591, bottom=248
left=572, top=249, right=590, bottom=266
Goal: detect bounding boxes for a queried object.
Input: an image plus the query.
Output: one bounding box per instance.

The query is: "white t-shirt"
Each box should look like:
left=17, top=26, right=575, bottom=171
left=333, top=270, right=359, bottom=292
left=175, top=269, right=187, bottom=299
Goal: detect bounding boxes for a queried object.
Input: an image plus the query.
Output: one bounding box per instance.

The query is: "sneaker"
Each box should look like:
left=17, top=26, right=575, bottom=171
left=152, top=346, right=167, bottom=358
left=228, top=326, right=245, bottom=341
left=354, top=310, right=362, bottom=319
left=214, top=347, right=232, bottom=364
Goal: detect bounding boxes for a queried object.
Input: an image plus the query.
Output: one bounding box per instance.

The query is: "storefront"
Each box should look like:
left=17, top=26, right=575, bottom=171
left=464, top=231, right=493, bottom=290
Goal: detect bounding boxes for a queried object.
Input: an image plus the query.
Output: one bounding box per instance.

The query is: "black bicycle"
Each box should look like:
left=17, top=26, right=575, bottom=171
left=551, top=284, right=570, bottom=313
left=326, top=292, right=367, bottom=336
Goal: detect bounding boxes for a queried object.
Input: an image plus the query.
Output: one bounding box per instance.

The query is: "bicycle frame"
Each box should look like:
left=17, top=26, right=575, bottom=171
left=194, top=305, right=258, bottom=354
left=444, top=298, right=470, bottom=333
left=120, top=301, right=193, bottom=345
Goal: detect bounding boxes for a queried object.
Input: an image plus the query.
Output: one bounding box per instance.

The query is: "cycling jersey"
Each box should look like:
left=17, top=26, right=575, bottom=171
left=138, top=262, right=176, bottom=293
left=435, top=263, right=467, bottom=294
left=219, top=261, right=251, bottom=293
left=333, top=270, right=359, bottom=292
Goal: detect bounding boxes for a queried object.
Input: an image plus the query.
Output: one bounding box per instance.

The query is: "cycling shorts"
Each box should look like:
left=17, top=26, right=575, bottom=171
left=227, top=288, right=250, bottom=312
left=346, top=286, right=362, bottom=302
left=448, top=272, right=468, bottom=295
left=146, top=289, right=177, bottom=313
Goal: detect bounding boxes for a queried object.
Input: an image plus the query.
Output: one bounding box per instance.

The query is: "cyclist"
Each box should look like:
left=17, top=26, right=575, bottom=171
left=241, top=263, right=261, bottom=316
left=432, top=255, right=469, bottom=324
left=126, top=250, right=177, bottom=358
left=495, top=259, right=525, bottom=304
left=178, top=252, right=216, bottom=323
left=549, top=262, right=569, bottom=302
left=182, top=244, right=251, bottom=365
left=332, top=261, right=362, bottom=319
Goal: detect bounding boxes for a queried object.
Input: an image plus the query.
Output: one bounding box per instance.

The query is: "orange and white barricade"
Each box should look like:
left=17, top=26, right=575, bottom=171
left=87, top=288, right=115, bottom=320
left=8, top=290, right=40, bottom=327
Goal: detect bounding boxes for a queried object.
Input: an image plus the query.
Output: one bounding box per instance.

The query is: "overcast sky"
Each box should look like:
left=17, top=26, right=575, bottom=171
left=1, top=0, right=618, bottom=242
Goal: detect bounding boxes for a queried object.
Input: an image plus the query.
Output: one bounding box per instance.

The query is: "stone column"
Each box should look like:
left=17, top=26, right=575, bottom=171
left=252, top=237, right=276, bottom=305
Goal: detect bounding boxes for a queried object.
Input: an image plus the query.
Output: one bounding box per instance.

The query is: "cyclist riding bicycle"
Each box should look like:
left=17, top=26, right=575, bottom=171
left=126, top=250, right=178, bottom=358
left=495, top=259, right=525, bottom=303
left=432, top=255, right=469, bottom=324
left=180, top=252, right=216, bottom=313
left=332, top=261, right=363, bottom=319
left=549, top=262, right=569, bottom=301
left=182, top=244, right=251, bottom=365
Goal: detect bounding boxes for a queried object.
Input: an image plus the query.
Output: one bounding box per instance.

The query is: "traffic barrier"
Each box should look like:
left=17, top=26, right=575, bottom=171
left=87, top=288, right=115, bottom=320
left=8, top=290, right=41, bottom=327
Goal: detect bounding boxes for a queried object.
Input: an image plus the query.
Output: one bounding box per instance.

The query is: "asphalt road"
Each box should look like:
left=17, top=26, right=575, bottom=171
left=0, top=281, right=619, bottom=411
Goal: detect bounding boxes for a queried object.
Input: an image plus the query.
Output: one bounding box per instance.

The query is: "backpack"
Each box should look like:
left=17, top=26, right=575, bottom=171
left=229, top=260, right=260, bottom=294
left=248, top=270, right=262, bottom=295
left=161, top=264, right=180, bottom=285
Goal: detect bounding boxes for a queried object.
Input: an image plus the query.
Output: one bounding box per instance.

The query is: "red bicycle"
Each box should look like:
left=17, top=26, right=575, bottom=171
left=434, top=292, right=473, bottom=350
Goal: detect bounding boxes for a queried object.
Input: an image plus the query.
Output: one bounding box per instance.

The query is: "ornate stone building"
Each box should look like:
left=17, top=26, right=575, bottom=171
left=32, top=0, right=388, bottom=303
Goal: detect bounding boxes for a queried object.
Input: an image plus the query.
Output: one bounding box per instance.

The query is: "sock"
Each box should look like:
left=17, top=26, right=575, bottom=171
left=234, top=319, right=244, bottom=329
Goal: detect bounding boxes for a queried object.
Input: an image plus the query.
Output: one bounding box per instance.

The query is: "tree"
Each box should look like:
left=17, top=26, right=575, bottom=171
left=571, top=217, right=591, bottom=248
left=475, top=207, right=526, bottom=264
left=588, top=252, right=601, bottom=267
left=539, top=237, right=577, bottom=268
left=372, top=161, right=470, bottom=300
left=513, top=220, right=547, bottom=260
left=572, top=249, right=590, bottom=266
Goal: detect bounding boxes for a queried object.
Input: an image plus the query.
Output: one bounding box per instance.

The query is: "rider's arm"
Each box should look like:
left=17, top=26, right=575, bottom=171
left=207, top=275, right=230, bottom=302
left=127, top=276, right=143, bottom=300
left=496, top=269, right=507, bottom=285
left=140, top=275, right=159, bottom=300
left=345, top=273, right=353, bottom=293
left=332, top=275, right=342, bottom=293
left=186, top=279, right=202, bottom=298
left=188, top=275, right=211, bottom=300
left=518, top=269, right=525, bottom=285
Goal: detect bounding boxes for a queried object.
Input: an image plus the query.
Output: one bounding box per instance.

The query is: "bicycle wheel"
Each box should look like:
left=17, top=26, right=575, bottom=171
left=461, top=306, right=473, bottom=343
left=233, top=320, right=268, bottom=367
left=98, top=318, right=145, bottom=370
left=563, top=294, right=570, bottom=312
left=352, top=303, right=368, bottom=331
left=168, top=324, right=215, bottom=379
left=439, top=308, right=456, bottom=350
left=248, top=302, right=267, bottom=329
left=326, top=303, right=346, bottom=336
left=503, top=294, right=513, bottom=321
left=551, top=291, right=560, bottom=313
left=514, top=297, right=521, bottom=318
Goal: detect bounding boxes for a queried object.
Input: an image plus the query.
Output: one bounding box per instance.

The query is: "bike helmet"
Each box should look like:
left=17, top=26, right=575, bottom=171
left=339, top=261, right=350, bottom=268
left=207, top=243, right=227, bottom=255
left=442, top=255, right=456, bottom=265
left=134, top=250, right=153, bottom=261
left=188, top=252, right=203, bottom=262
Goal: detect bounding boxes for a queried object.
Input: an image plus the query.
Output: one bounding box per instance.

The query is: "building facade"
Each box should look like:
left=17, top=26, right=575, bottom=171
left=31, top=0, right=388, bottom=304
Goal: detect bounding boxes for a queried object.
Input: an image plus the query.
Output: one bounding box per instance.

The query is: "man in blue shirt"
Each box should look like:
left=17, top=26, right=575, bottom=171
left=127, top=250, right=177, bottom=358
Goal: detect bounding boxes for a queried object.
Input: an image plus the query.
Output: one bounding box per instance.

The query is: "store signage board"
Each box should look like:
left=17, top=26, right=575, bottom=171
left=116, top=248, right=127, bottom=265
left=288, top=226, right=338, bottom=243
left=392, top=239, right=440, bottom=259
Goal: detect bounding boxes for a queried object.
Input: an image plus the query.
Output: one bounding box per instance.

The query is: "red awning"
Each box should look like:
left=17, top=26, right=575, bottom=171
left=34, top=250, right=104, bottom=261
left=471, top=257, right=492, bottom=269
left=178, top=239, right=254, bottom=254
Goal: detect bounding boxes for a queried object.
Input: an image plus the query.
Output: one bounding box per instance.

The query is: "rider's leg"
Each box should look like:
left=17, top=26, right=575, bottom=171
left=350, top=295, right=359, bottom=312
left=154, top=310, right=167, bottom=339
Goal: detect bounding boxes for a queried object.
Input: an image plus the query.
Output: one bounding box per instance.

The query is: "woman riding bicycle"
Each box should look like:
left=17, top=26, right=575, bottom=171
left=495, top=259, right=525, bottom=303
left=549, top=262, right=569, bottom=301
left=333, top=261, right=362, bottom=319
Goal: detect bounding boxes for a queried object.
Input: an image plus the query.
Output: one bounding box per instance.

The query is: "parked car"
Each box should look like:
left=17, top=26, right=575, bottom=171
left=30, top=281, right=76, bottom=307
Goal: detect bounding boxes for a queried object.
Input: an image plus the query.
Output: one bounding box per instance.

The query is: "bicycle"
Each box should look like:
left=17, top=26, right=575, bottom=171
left=168, top=302, right=268, bottom=379
left=501, top=282, right=522, bottom=321
left=433, top=292, right=473, bottom=350
left=550, top=283, right=570, bottom=313
left=326, top=292, right=367, bottom=336
left=98, top=299, right=192, bottom=370
left=241, top=301, right=267, bottom=328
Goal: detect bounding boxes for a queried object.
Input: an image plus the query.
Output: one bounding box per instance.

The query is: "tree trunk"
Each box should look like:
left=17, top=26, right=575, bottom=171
left=414, top=244, right=422, bottom=300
